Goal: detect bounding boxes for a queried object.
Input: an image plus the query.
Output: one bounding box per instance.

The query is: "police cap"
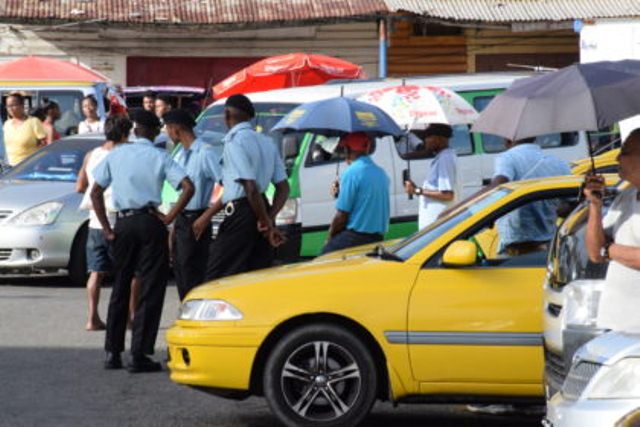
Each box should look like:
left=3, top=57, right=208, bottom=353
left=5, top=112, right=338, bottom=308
left=225, top=94, right=255, bottom=118
left=163, top=108, right=196, bottom=129
left=130, top=108, right=161, bottom=129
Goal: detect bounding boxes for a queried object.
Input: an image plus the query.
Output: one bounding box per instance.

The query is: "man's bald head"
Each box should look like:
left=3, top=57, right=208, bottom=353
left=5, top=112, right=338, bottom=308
left=624, top=128, right=640, bottom=152
left=617, top=128, right=640, bottom=187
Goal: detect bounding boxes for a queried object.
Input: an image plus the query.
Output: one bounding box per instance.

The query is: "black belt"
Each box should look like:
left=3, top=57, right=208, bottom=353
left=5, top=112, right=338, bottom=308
left=223, top=198, right=251, bottom=216
left=116, top=207, right=156, bottom=219
left=180, top=209, right=206, bottom=217
left=347, top=229, right=383, bottom=239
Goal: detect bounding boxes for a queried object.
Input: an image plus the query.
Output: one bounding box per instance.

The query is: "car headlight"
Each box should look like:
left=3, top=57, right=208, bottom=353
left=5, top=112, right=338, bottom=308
left=275, top=197, right=299, bottom=225
left=587, top=358, right=640, bottom=399
left=178, top=299, right=243, bottom=321
left=8, top=201, right=64, bottom=226
left=564, top=280, right=604, bottom=327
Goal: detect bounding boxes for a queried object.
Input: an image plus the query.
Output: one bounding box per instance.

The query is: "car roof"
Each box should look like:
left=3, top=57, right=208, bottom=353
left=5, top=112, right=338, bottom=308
left=124, top=86, right=205, bottom=94
left=0, top=82, right=98, bottom=89
left=45, top=134, right=105, bottom=150
left=211, top=72, right=536, bottom=106
left=500, top=173, right=619, bottom=193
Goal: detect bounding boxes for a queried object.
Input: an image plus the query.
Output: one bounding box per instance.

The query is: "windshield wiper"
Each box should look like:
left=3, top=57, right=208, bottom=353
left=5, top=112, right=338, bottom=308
left=367, top=244, right=402, bottom=262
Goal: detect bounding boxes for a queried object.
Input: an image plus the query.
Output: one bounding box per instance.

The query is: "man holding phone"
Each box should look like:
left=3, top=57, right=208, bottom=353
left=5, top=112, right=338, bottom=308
left=404, top=123, right=459, bottom=229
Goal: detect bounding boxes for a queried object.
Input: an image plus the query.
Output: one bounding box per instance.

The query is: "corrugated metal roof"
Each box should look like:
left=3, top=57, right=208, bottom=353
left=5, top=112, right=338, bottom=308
left=1, top=1, right=638, bottom=25
left=385, top=0, right=640, bottom=22
left=0, top=0, right=386, bottom=26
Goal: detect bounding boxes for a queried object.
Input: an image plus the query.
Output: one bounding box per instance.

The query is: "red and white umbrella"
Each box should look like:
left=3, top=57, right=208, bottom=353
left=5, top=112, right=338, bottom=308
left=358, top=85, right=478, bottom=129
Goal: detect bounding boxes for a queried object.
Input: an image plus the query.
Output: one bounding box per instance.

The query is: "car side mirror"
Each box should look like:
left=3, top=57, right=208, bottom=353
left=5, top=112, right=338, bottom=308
left=442, top=241, right=477, bottom=267
left=282, top=135, right=298, bottom=159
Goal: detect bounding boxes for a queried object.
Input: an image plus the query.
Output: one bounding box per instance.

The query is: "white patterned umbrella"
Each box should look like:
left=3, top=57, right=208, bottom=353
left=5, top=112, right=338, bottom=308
left=357, top=84, right=478, bottom=129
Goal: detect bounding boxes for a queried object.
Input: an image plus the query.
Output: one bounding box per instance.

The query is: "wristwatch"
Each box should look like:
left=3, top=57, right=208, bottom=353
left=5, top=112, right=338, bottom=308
left=600, top=242, right=612, bottom=260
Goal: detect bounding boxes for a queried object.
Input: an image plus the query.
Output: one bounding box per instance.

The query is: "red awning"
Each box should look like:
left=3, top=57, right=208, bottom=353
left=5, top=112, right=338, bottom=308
left=0, top=56, right=108, bottom=82
left=213, top=53, right=366, bottom=99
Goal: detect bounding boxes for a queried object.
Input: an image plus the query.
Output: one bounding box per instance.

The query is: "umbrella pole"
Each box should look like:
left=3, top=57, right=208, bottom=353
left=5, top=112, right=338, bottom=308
left=334, top=161, right=341, bottom=199
left=405, top=126, right=413, bottom=200
left=587, top=136, right=597, bottom=174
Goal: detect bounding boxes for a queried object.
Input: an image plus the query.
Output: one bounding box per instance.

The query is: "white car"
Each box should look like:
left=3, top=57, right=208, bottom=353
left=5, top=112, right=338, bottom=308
left=545, top=331, right=640, bottom=427
left=543, top=183, right=623, bottom=398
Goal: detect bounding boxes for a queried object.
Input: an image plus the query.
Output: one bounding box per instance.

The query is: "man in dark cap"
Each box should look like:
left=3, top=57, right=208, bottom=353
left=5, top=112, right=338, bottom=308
left=163, top=109, right=221, bottom=299
left=203, top=94, right=290, bottom=280
left=404, top=123, right=459, bottom=229
left=91, top=109, right=195, bottom=373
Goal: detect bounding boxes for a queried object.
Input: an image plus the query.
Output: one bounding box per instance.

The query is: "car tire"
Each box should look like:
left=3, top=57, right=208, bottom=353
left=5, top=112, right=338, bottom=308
left=263, top=323, right=378, bottom=427
left=68, top=225, right=88, bottom=287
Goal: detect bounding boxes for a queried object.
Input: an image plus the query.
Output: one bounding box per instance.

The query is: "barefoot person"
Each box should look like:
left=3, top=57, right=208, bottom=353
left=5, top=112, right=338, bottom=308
left=91, top=110, right=194, bottom=372
left=76, top=116, right=138, bottom=330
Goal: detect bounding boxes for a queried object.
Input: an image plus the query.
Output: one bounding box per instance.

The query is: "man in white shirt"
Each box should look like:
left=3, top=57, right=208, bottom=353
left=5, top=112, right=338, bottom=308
left=404, top=123, right=458, bottom=229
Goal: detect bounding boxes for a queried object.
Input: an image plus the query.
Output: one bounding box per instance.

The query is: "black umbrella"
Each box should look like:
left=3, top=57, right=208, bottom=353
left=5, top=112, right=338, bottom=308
left=472, top=60, right=640, bottom=170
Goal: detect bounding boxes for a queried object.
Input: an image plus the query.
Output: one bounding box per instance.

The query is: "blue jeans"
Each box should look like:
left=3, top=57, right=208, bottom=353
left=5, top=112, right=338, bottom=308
left=321, top=230, right=383, bottom=255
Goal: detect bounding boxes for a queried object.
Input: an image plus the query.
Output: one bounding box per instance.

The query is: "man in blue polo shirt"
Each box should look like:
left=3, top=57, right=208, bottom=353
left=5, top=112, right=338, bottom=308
left=322, top=132, right=390, bottom=254
left=490, top=137, right=571, bottom=255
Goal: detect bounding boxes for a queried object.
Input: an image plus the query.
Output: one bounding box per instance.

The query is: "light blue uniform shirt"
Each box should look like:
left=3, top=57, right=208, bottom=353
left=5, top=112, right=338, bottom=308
left=174, top=138, right=221, bottom=210
left=93, top=138, right=187, bottom=211
left=493, top=143, right=572, bottom=251
left=220, top=122, right=287, bottom=203
left=336, top=155, right=390, bottom=235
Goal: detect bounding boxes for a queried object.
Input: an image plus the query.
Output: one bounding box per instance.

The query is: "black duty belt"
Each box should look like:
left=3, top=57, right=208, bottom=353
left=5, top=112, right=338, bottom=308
left=223, top=198, right=249, bottom=217
left=180, top=209, right=206, bottom=217
left=116, top=207, right=157, bottom=219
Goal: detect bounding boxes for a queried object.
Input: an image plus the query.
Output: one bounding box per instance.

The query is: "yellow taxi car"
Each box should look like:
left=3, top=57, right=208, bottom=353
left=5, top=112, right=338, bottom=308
left=167, top=175, right=618, bottom=427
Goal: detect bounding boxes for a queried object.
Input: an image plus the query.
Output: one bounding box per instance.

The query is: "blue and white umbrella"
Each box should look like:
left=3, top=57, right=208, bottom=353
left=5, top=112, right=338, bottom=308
left=271, top=96, right=404, bottom=138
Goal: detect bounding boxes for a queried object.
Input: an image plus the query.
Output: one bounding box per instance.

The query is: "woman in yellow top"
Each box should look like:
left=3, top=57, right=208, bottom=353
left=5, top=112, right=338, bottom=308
left=3, top=93, right=46, bottom=166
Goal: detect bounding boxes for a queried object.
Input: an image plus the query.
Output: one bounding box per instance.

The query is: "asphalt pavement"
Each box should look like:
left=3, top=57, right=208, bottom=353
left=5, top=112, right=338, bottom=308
left=0, top=277, right=543, bottom=427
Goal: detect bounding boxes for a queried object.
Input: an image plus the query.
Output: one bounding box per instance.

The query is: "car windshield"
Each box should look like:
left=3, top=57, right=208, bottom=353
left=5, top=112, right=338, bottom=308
left=549, top=187, right=620, bottom=287
left=390, top=188, right=512, bottom=261
left=1, top=138, right=100, bottom=182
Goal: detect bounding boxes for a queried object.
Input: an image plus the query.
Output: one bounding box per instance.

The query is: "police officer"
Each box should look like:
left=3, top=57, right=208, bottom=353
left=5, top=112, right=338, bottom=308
left=163, top=109, right=221, bottom=300
left=91, top=110, right=195, bottom=373
left=204, top=94, right=290, bottom=280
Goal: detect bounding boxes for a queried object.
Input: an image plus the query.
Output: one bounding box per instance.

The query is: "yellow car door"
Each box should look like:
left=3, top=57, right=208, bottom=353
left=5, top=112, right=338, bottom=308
left=400, top=189, right=580, bottom=396
left=407, top=261, right=545, bottom=390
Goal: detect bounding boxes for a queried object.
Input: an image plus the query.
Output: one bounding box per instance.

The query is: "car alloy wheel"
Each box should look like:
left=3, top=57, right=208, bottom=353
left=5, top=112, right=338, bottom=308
left=281, top=341, right=361, bottom=421
left=264, top=323, right=378, bottom=427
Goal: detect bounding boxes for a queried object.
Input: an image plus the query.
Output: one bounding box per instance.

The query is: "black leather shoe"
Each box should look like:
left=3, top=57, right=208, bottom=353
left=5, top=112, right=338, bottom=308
left=128, top=355, right=162, bottom=373
left=104, top=352, right=123, bottom=370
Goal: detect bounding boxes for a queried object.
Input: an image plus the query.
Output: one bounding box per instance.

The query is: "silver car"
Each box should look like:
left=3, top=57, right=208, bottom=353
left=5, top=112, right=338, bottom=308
left=0, top=135, right=103, bottom=285
left=545, top=331, right=640, bottom=427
